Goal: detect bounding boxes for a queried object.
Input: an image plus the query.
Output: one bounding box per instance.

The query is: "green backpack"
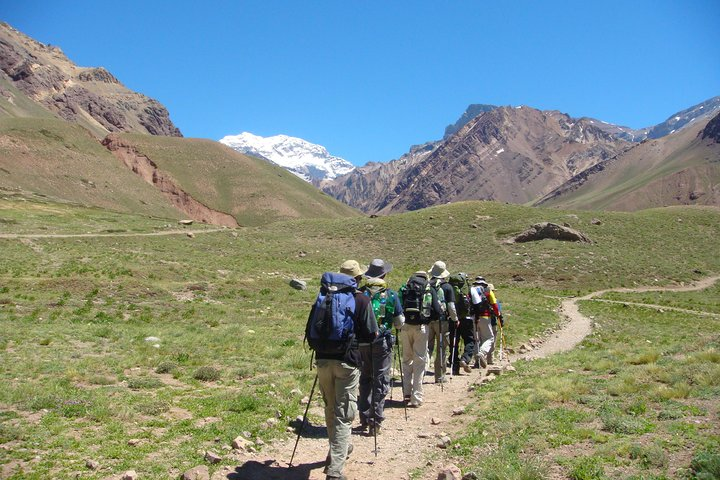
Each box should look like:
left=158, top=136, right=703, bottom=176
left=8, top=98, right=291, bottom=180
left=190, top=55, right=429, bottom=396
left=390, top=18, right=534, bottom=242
left=364, top=277, right=396, bottom=332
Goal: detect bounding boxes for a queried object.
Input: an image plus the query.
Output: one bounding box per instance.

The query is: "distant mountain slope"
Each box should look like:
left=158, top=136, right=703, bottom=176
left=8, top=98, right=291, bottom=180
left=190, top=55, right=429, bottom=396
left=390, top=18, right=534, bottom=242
left=0, top=117, right=182, bottom=218
left=103, top=134, right=358, bottom=226
left=536, top=112, right=720, bottom=211
left=323, top=106, right=631, bottom=213
left=219, top=131, right=355, bottom=182
left=0, top=22, right=181, bottom=138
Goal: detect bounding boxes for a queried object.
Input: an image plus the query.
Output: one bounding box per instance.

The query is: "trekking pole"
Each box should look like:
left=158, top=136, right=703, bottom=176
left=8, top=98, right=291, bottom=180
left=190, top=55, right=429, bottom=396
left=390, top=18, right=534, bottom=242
left=438, top=322, right=444, bottom=392
left=371, top=340, right=378, bottom=457
left=450, top=324, right=459, bottom=377
left=395, top=330, right=408, bottom=421
left=289, top=373, right=318, bottom=468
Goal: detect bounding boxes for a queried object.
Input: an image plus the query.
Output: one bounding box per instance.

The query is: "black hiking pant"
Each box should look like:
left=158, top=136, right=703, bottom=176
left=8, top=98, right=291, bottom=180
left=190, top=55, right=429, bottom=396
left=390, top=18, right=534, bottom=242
left=449, top=317, right=475, bottom=372
left=358, top=333, right=393, bottom=426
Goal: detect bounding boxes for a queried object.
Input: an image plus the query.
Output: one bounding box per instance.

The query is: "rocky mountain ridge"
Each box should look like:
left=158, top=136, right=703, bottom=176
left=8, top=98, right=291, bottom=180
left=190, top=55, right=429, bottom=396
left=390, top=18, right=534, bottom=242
left=0, top=22, right=181, bottom=138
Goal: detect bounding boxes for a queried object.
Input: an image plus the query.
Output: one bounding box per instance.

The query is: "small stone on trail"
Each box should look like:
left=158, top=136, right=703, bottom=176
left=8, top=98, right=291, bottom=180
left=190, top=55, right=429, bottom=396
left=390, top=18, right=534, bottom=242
left=504, top=365, right=516, bottom=373
left=204, top=451, right=222, bottom=464
left=181, top=465, right=209, bottom=480
left=186, top=232, right=195, bottom=238
left=437, top=464, right=462, bottom=480
left=300, top=396, right=310, bottom=405
left=437, top=436, right=452, bottom=449
left=452, top=407, right=465, bottom=416
left=431, top=417, right=442, bottom=425
left=144, top=336, right=161, bottom=343
left=591, top=218, right=602, bottom=225
left=127, top=438, right=141, bottom=446
left=298, top=251, right=307, bottom=257
left=179, top=219, right=194, bottom=225
left=462, top=473, right=479, bottom=480
left=487, top=365, right=503, bottom=375
left=418, top=433, right=431, bottom=439
left=122, top=471, right=138, bottom=480
left=85, top=459, right=99, bottom=470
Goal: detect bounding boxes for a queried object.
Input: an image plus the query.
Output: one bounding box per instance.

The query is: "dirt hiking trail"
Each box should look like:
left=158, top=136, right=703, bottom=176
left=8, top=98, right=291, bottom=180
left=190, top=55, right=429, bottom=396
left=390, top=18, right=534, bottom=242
left=206, top=275, right=718, bottom=480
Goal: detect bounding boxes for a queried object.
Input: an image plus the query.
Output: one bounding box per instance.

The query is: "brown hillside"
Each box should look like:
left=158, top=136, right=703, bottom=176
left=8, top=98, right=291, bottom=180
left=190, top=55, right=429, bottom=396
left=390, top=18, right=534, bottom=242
left=0, top=22, right=181, bottom=138
left=536, top=113, right=720, bottom=210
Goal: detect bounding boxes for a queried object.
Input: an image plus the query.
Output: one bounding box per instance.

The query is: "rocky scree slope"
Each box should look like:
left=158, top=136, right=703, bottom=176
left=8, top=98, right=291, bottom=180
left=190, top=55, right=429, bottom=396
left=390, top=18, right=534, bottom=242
left=324, top=106, right=631, bottom=213
left=0, top=22, right=181, bottom=138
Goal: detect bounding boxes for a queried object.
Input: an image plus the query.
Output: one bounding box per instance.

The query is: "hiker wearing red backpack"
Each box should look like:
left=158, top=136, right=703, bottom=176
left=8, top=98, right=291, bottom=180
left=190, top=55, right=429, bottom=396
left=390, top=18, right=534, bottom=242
left=357, top=259, right=404, bottom=436
left=470, top=276, right=500, bottom=368
left=306, top=260, right=378, bottom=480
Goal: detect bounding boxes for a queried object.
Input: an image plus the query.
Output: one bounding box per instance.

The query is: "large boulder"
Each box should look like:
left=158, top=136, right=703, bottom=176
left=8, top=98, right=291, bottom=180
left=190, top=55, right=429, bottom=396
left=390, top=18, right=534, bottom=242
left=508, top=222, right=592, bottom=244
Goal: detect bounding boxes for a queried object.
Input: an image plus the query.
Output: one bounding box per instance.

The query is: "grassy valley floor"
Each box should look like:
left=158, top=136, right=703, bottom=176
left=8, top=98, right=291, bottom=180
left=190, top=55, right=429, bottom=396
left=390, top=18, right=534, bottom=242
left=0, top=196, right=718, bottom=479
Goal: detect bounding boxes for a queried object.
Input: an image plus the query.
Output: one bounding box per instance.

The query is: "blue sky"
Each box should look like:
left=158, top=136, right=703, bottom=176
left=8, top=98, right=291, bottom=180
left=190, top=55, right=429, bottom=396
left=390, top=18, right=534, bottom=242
left=3, top=1, right=719, bottom=165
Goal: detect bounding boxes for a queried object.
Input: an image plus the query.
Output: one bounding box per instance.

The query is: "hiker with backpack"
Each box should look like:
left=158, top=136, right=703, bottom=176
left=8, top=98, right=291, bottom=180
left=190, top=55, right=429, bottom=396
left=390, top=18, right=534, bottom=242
left=426, top=261, right=458, bottom=384
left=470, top=276, right=501, bottom=369
left=305, top=260, right=378, bottom=480
left=357, top=259, right=404, bottom=436
left=447, top=272, right=476, bottom=375
left=486, top=282, right=504, bottom=365
left=398, top=270, right=433, bottom=407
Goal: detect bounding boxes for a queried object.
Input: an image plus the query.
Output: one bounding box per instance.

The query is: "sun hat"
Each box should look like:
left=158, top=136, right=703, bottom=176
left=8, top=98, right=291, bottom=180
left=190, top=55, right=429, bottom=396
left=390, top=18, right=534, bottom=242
left=473, top=276, right=488, bottom=285
left=340, top=260, right=366, bottom=277
left=413, top=270, right=429, bottom=279
left=365, top=258, right=393, bottom=278
left=428, top=260, right=450, bottom=279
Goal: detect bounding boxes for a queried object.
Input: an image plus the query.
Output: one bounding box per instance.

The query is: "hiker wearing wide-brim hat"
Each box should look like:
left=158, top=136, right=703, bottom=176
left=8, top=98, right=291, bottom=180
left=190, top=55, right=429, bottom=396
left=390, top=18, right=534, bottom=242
left=310, top=260, right=378, bottom=480
left=357, top=259, right=404, bottom=437
left=364, top=258, right=393, bottom=279
left=426, top=261, right=458, bottom=384
left=469, top=275, right=501, bottom=369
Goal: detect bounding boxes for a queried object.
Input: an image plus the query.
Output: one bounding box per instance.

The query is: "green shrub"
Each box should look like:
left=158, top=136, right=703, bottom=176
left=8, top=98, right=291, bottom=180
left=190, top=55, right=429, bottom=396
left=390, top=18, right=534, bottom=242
left=155, top=361, right=178, bottom=374
left=127, top=376, right=163, bottom=389
left=569, top=456, right=606, bottom=480
left=690, top=451, right=720, bottom=480
left=193, top=366, right=221, bottom=382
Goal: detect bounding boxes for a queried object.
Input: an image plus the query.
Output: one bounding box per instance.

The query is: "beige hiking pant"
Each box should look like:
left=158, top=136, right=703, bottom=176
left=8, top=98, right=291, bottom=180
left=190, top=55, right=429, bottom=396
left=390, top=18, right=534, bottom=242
left=427, top=320, right=450, bottom=381
left=317, top=359, right=360, bottom=478
left=400, top=323, right=428, bottom=406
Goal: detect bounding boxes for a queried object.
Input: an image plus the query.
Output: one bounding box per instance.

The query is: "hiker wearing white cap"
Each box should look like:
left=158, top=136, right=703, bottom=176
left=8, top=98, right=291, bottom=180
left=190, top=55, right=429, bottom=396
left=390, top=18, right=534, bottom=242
left=470, top=276, right=500, bottom=369
left=357, top=259, right=404, bottom=435
left=427, top=261, right=458, bottom=384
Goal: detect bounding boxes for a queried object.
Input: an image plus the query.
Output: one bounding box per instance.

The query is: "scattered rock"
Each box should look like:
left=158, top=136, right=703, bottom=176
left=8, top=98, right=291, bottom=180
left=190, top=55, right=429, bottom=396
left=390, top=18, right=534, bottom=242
left=462, top=473, right=479, bottom=480
left=437, top=436, right=452, bottom=449
left=470, top=224, right=479, bottom=229
left=297, top=251, right=307, bottom=258
left=290, top=388, right=302, bottom=396
left=181, top=465, right=209, bottom=480
left=289, top=279, right=307, bottom=291
left=437, top=464, right=462, bottom=480
left=590, top=218, right=602, bottom=225
left=369, top=214, right=379, bottom=218
left=508, top=222, right=592, bottom=244
left=127, top=438, right=141, bottom=446
left=179, top=219, right=194, bottom=225
left=122, top=471, right=138, bottom=480
left=418, top=433, right=431, bottom=439
left=231, top=435, right=254, bottom=451
left=512, top=274, right=525, bottom=282
left=504, top=365, right=516, bottom=373
left=186, top=232, right=195, bottom=238
left=231, top=232, right=238, bottom=238
left=85, top=459, right=99, bottom=470
left=264, top=417, right=278, bottom=428
left=300, top=396, right=310, bottom=405
left=144, top=336, right=161, bottom=343
left=204, top=451, right=222, bottom=464
left=451, top=407, right=465, bottom=416
left=487, top=365, right=503, bottom=375
left=431, top=417, right=442, bottom=425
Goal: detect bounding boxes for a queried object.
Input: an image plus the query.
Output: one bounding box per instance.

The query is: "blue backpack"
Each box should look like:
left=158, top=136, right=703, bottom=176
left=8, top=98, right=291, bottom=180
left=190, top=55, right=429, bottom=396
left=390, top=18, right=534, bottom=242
left=306, top=272, right=357, bottom=354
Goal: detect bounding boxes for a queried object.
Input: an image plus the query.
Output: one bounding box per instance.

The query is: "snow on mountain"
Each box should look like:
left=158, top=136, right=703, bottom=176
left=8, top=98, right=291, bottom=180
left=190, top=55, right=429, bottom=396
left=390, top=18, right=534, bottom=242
left=219, top=132, right=355, bottom=182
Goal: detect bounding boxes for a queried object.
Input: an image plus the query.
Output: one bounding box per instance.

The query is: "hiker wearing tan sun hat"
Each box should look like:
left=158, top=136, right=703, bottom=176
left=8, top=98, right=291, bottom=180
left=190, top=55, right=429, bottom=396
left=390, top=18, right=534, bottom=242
left=308, top=260, right=378, bottom=480
left=426, top=261, right=458, bottom=384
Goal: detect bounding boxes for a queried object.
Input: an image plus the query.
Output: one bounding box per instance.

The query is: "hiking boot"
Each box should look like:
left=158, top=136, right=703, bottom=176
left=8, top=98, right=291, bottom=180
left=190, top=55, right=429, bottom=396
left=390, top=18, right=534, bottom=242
left=409, top=401, right=422, bottom=408
left=459, top=359, right=472, bottom=373
left=478, top=354, right=488, bottom=368
left=352, top=423, right=368, bottom=433
left=368, top=423, right=382, bottom=435
left=326, top=476, right=347, bottom=480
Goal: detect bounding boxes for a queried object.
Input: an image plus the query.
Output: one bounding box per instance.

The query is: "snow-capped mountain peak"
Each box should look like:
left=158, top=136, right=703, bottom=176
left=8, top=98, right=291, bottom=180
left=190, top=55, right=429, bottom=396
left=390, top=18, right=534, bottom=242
left=219, top=132, right=355, bottom=182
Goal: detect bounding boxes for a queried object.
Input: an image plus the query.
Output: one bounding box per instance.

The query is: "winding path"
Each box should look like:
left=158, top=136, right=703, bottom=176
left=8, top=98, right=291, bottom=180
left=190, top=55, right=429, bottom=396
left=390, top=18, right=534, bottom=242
left=208, top=274, right=719, bottom=480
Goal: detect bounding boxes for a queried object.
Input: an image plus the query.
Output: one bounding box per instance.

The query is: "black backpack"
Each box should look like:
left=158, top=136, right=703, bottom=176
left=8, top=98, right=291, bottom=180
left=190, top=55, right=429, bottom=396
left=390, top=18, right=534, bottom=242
left=402, top=274, right=443, bottom=323
left=448, top=273, right=471, bottom=319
